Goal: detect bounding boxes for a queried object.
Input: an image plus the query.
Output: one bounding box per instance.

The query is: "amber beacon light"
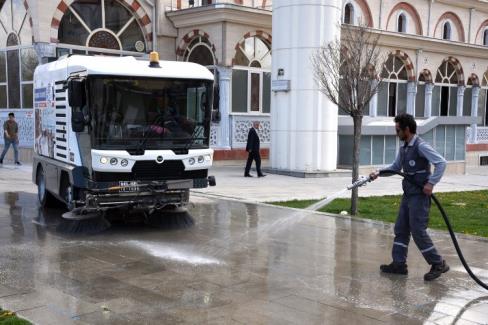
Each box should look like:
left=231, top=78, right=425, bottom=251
left=149, top=51, right=160, bottom=68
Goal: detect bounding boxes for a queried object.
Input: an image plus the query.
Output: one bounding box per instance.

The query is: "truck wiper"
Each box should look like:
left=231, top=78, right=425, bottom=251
left=184, top=125, right=201, bottom=151
left=136, top=115, right=166, bottom=154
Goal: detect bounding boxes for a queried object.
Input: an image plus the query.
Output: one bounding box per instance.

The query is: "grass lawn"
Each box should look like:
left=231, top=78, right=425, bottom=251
left=271, top=190, right=488, bottom=237
left=0, top=309, right=31, bottom=325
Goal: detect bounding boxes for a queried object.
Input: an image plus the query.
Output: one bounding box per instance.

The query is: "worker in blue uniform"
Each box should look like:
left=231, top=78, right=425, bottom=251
left=370, top=113, right=449, bottom=281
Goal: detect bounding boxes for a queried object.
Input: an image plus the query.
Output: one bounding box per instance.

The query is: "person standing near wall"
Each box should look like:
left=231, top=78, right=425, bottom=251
left=0, top=113, right=21, bottom=166
left=244, top=121, right=265, bottom=177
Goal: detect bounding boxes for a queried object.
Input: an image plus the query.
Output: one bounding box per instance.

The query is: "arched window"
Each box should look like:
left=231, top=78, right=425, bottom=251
left=443, top=22, right=452, bottom=40
left=234, top=36, right=271, bottom=69
left=232, top=35, right=272, bottom=114
left=0, top=0, right=37, bottom=110
left=344, top=3, right=354, bottom=25
left=397, top=13, right=406, bottom=33
left=416, top=70, right=431, bottom=118
left=479, top=73, right=488, bottom=126
left=378, top=54, right=408, bottom=117
left=58, top=0, right=147, bottom=53
left=434, top=60, right=459, bottom=116
left=183, top=36, right=216, bottom=66
left=484, top=29, right=488, bottom=46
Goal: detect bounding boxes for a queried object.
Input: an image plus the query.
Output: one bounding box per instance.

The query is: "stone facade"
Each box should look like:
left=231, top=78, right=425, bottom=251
left=1, top=0, right=488, bottom=169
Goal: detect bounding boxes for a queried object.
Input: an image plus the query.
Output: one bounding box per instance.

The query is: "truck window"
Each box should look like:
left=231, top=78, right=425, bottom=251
left=88, top=77, right=212, bottom=150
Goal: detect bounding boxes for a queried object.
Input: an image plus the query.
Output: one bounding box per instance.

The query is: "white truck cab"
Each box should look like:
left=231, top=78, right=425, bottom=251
left=32, top=53, right=215, bottom=216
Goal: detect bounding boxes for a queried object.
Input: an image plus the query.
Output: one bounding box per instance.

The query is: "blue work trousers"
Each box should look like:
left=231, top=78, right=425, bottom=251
left=0, top=138, right=19, bottom=163
left=392, top=193, right=443, bottom=265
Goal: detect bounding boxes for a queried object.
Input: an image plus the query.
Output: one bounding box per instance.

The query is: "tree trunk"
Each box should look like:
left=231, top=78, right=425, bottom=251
left=350, top=115, right=363, bottom=216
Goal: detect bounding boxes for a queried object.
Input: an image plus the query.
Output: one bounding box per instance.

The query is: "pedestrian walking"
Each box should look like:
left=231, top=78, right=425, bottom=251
left=370, top=113, right=448, bottom=281
left=0, top=112, right=21, bottom=165
left=244, top=121, right=265, bottom=177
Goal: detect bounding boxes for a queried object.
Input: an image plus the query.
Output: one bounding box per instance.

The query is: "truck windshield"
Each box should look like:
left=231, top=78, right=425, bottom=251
left=88, top=77, right=212, bottom=150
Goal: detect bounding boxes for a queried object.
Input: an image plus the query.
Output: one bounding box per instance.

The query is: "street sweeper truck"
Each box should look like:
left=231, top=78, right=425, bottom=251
left=32, top=52, right=216, bottom=219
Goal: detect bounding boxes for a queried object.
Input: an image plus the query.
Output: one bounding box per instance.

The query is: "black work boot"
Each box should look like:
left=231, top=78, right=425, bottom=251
left=424, top=260, right=449, bottom=281
left=380, top=262, right=408, bottom=275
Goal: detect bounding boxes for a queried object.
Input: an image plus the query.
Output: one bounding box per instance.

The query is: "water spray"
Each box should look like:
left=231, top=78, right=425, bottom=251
left=305, top=175, right=373, bottom=212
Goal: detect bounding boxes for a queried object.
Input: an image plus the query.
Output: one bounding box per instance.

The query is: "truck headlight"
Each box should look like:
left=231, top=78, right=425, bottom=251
left=121, top=159, right=129, bottom=167
left=110, top=158, right=118, bottom=165
left=197, top=156, right=204, bottom=163
left=188, top=157, right=195, bottom=165
left=100, top=157, right=109, bottom=164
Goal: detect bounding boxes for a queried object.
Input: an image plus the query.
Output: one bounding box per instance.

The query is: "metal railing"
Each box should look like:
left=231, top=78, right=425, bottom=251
left=168, top=0, right=272, bottom=11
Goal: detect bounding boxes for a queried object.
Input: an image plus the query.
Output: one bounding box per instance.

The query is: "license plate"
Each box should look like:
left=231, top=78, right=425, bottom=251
left=119, top=181, right=139, bottom=192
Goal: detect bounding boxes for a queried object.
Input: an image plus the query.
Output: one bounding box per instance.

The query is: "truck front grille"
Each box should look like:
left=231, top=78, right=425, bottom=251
left=92, top=160, right=208, bottom=182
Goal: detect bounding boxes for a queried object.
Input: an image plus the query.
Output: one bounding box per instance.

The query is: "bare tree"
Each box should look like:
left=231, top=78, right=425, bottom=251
left=312, top=24, right=385, bottom=216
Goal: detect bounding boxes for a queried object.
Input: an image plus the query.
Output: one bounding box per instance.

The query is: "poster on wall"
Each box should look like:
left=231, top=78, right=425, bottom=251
left=0, top=110, right=34, bottom=148
left=34, top=86, right=55, bottom=158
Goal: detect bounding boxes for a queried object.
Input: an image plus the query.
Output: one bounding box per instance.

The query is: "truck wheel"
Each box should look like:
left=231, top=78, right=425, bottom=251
left=37, top=167, right=57, bottom=208
left=61, top=178, right=75, bottom=211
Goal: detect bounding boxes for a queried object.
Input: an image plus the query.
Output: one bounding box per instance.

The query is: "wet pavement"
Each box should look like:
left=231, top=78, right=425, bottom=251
left=0, top=191, right=487, bottom=324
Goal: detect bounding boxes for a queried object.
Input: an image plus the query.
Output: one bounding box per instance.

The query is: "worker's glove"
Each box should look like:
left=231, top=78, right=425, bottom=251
left=369, top=170, right=380, bottom=181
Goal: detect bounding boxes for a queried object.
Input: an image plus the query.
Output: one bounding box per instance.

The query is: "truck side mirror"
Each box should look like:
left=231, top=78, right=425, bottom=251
left=72, top=111, right=85, bottom=132
left=68, top=79, right=86, bottom=108
left=211, top=110, right=221, bottom=123
left=200, top=92, right=207, bottom=112
left=213, top=84, right=219, bottom=111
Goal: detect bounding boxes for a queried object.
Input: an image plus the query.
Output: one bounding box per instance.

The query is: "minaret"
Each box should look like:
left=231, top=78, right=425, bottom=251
left=271, top=0, right=341, bottom=174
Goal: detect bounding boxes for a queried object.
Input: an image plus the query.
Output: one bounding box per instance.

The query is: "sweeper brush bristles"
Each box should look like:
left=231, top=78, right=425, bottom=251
left=146, top=209, right=195, bottom=230
left=56, top=213, right=111, bottom=235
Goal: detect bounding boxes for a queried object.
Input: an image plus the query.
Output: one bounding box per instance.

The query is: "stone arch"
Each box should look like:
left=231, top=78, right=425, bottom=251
left=50, top=0, right=153, bottom=48
left=352, top=0, right=373, bottom=27
left=437, top=57, right=464, bottom=86
left=475, top=19, right=488, bottom=45
left=232, top=30, right=272, bottom=66
left=467, top=73, right=479, bottom=87
left=482, top=71, right=488, bottom=87
left=389, top=50, right=416, bottom=82
left=434, top=12, right=465, bottom=42
left=419, top=69, right=433, bottom=83
left=176, top=29, right=218, bottom=64
left=386, top=2, right=423, bottom=35
left=21, top=0, right=34, bottom=43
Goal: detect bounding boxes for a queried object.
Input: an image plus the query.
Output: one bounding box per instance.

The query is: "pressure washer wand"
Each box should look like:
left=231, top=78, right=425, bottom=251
left=347, top=175, right=372, bottom=190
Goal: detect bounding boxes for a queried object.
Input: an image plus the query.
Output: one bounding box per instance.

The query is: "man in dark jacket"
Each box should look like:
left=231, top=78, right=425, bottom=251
left=244, top=121, right=265, bottom=177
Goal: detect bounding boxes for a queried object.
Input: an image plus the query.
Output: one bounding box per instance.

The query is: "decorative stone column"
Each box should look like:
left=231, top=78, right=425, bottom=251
left=424, top=83, right=434, bottom=117
left=216, top=66, right=231, bottom=149
left=471, top=86, right=480, bottom=143
left=271, top=0, right=341, bottom=173
left=407, top=81, right=417, bottom=116
left=369, top=80, right=378, bottom=117
left=457, top=86, right=465, bottom=117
